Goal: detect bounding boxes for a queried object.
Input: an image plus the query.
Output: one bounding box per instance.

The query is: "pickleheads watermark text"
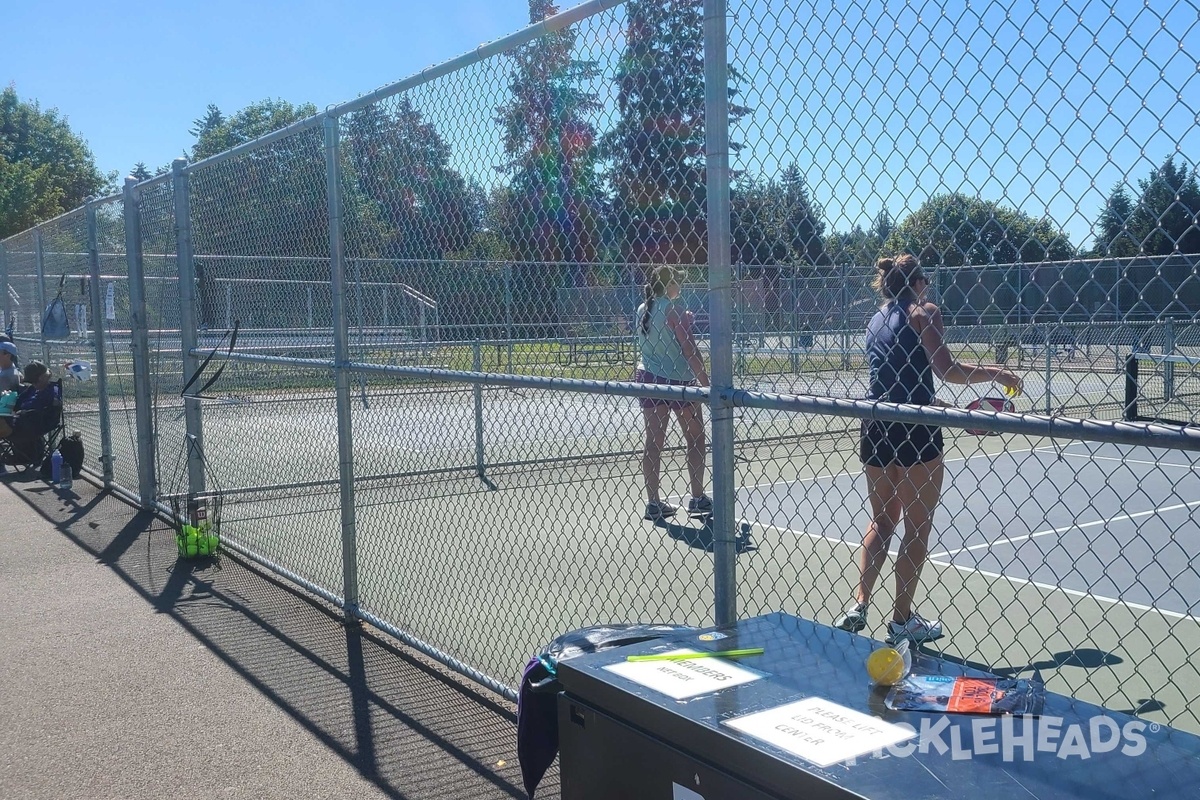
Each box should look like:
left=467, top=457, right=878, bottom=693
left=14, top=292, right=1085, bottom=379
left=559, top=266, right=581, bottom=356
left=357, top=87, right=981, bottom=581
left=848, top=715, right=1156, bottom=764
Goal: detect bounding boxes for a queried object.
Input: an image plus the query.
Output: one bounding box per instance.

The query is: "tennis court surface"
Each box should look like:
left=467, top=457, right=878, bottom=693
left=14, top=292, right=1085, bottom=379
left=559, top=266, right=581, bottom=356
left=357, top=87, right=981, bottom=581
left=739, top=441, right=1200, bottom=618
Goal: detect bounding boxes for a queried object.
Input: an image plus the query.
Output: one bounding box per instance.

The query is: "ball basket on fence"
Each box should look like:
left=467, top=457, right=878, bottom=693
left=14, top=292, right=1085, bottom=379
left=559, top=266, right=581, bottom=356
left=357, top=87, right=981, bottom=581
left=171, top=494, right=222, bottom=560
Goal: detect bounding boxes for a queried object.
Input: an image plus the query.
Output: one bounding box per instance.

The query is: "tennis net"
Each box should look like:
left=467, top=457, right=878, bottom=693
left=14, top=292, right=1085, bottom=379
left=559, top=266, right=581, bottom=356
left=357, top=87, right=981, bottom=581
left=1124, top=351, right=1200, bottom=427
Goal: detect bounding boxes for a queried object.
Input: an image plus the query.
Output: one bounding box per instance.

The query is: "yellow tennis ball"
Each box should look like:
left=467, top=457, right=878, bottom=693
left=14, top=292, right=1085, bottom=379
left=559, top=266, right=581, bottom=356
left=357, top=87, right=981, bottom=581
left=206, top=535, right=220, bottom=553
left=185, top=544, right=199, bottom=557
left=866, top=647, right=908, bottom=686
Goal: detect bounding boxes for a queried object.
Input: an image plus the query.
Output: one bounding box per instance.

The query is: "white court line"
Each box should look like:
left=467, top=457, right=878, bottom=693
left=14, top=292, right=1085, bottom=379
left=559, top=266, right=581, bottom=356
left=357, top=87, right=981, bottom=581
left=926, top=558, right=1200, bottom=624
left=732, top=443, right=1069, bottom=497
left=746, top=519, right=1200, bottom=624
left=1058, top=451, right=1200, bottom=471
left=929, top=499, right=1200, bottom=559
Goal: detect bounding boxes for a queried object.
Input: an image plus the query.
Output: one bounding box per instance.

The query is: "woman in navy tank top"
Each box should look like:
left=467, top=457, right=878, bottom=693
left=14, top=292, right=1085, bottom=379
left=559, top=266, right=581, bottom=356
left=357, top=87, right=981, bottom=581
left=836, top=255, right=1023, bottom=644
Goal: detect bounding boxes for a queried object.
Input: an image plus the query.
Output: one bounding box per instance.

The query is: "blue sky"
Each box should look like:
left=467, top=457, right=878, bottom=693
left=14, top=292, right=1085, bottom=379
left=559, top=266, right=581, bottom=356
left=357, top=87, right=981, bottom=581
left=2, top=0, right=537, bottom=177
left=5, top=0, right=1198, bottom=251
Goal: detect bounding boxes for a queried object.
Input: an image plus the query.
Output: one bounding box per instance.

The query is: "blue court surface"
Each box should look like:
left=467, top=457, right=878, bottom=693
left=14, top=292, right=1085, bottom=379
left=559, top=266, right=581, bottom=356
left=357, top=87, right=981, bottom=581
left=737, top=442, right=1200, bottom=618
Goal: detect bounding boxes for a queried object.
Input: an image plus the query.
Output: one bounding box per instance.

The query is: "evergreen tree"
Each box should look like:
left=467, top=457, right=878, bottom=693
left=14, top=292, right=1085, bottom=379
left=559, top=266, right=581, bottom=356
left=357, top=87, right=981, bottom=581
left=344, top=98, right=476, bottom=261
left=601, top=0, right=749, bottom=267
left=1132, top=156, right=1200, bottom=255
left=1092, top=158, right=1200, bottom=256
left=495, top=0, right=602, bottom=268
left=1092, top=184, right=1138, bottom=257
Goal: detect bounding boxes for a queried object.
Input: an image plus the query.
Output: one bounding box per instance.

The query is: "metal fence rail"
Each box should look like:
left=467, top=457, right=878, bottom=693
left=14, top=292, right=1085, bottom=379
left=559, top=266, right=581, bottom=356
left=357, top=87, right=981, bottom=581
left=4, top=0, right=1200, bottom=730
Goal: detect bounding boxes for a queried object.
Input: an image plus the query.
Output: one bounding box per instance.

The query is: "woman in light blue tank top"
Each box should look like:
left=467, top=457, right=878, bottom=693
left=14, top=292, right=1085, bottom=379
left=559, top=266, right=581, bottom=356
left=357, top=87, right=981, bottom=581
left=634, top=266, right=711, bottom=522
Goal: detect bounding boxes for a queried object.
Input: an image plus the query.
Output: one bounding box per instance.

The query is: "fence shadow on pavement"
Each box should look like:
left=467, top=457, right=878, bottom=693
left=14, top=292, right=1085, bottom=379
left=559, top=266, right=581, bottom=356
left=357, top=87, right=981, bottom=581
left=1, top=476, right=535, bottom=800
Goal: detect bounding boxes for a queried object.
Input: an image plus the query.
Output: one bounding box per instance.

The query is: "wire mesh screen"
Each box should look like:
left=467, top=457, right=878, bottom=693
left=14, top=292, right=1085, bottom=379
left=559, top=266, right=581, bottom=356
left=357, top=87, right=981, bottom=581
left=184, top=128, right=348, bottom=596
left=6, top=0, right=1200, bottom=737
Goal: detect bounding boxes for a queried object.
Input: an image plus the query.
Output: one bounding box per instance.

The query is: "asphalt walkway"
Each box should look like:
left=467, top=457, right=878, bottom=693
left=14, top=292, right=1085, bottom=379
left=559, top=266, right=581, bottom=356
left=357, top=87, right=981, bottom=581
left=0, top=472, right=549, bottom=799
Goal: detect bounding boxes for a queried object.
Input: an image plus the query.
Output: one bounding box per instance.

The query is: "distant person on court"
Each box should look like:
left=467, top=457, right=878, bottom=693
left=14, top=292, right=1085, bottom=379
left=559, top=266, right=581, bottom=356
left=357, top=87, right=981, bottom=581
left=635, top=265, right=711, bottom=521
left=835, top=255, right=1023, bottom=644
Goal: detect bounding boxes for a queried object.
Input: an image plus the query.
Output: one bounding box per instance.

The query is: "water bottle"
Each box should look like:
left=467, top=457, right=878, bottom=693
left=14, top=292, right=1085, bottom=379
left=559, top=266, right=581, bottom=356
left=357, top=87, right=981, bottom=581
left=50, top=449, right=63, bottom=485
left=60, top=458, right=73, bottom=490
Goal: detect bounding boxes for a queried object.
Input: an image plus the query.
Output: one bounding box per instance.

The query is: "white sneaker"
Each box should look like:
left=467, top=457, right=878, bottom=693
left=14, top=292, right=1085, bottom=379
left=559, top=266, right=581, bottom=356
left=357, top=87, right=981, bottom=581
left=886, top=613, right=944, bottom=644
left=834, top=602, right=868, bottom=633
left=643, top=500, right=680, bottom=521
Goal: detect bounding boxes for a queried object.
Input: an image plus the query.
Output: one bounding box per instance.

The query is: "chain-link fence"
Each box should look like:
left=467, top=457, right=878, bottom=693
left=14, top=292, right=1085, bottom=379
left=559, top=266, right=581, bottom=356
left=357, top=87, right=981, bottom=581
left=5, top=0, right=1200, bottom=734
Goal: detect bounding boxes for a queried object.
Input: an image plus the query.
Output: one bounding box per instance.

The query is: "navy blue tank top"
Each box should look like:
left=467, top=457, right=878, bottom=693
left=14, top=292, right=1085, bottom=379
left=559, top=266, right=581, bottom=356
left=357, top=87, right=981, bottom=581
left=865, top=300, right=935, bottom=404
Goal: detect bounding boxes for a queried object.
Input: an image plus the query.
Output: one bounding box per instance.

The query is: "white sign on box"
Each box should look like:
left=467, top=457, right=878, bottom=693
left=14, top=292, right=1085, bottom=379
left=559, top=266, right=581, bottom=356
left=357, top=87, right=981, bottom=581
left=723, top=696, right=915, bottom=768
left=603, top=649, right=765, bottom=700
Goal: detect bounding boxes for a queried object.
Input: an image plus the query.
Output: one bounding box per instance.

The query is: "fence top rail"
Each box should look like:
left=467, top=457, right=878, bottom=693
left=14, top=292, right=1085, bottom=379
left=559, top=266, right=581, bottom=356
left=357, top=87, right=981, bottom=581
left=728, top=389, right=1200, bottom=452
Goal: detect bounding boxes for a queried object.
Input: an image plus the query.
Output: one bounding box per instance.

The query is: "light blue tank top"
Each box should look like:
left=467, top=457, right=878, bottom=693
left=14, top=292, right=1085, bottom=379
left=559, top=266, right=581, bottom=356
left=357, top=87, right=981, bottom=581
left=636, top=297, right=694, bottom=381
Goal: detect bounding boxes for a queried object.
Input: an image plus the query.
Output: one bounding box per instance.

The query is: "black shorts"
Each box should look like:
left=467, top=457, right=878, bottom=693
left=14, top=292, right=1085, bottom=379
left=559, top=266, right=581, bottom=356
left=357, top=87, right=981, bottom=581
left=859, top=420, right=944, bottom=467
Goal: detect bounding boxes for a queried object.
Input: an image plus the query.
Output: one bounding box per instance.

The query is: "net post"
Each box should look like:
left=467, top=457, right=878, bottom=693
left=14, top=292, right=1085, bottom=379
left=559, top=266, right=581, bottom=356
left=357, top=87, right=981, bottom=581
left=1124, top=353, right=1138, bottom=422
left=324, top=114, right=360, bottom=620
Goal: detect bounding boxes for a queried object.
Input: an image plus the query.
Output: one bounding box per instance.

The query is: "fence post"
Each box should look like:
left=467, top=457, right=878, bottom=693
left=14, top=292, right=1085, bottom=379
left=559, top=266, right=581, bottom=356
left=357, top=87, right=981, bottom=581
left=85, top=200, right=114, bottom=484
left=504, top=262, right=514, bottom=371
left=705, top=0, right=737, bottom=627
left=1164, top=317, right=1176, bottom=401
left=840, top=262, right=850, bottom=370
left=473, top=340, right=486, bottom=478
left=123, top=177, right=158, bottom=507
left=1045, top=323, right=1053, bottom=415
left=33, top=229, right=51, bottom=365
left=173, top=159, right=206, bottom=501
left=0, top=243, right=10, bottom=334
left=324, top=115, right=360, bottom=619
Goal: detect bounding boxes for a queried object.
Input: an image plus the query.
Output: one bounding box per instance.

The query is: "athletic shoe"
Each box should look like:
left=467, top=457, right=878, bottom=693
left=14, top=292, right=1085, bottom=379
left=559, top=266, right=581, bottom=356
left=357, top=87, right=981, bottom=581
left=687, top=494, right=713, bottom=516
left=643, top=500, right=680, bottom=521
left=886, top=613, right=944, bottom=644
left=834, top=602, right=869, bottom=633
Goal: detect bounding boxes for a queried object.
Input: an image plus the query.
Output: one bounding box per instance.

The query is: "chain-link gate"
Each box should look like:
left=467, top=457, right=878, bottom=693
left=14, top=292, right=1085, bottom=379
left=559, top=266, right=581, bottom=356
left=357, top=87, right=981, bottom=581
left=4, top=0, right=1200, bottom=735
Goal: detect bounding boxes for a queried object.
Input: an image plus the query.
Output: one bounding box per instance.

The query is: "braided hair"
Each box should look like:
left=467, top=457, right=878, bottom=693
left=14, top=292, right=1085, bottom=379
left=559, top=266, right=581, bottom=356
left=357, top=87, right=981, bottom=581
left=640, top=266, right=684, bottom=335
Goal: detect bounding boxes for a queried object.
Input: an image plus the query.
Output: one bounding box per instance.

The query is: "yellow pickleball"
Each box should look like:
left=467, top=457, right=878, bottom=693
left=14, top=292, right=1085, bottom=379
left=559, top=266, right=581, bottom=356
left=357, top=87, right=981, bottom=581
left=866, top=646, right=908, bottom=686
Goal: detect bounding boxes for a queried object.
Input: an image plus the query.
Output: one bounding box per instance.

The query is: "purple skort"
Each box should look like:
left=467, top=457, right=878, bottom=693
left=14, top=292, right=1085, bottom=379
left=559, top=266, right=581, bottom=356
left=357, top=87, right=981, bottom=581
left=634, top=368, right=698, bottom=410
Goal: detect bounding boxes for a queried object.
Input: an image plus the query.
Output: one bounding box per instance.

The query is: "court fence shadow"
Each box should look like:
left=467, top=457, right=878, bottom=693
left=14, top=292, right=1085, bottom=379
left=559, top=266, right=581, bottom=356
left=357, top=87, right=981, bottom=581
left=2, top=477, right=531, bottom=800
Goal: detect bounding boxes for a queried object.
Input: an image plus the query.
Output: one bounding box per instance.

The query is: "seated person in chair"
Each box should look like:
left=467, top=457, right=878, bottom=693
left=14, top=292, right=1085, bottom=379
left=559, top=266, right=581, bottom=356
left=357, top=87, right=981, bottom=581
left=0, top=341, right=19, bottom=393
left=1, top=361, right=61, bottom=463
